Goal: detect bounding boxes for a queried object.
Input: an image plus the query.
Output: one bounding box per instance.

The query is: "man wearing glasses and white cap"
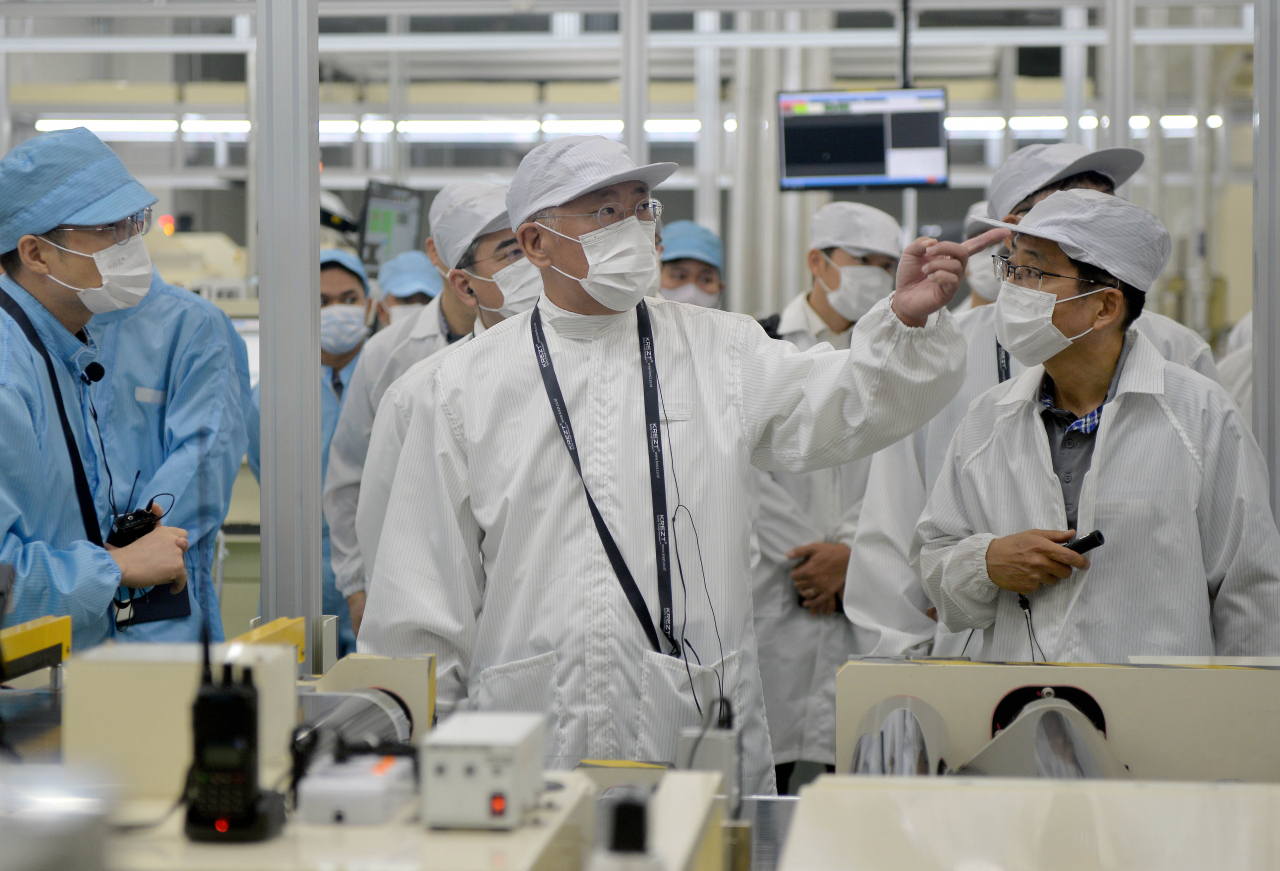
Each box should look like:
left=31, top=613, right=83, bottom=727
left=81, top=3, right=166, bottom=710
left=0, top=127, right=190, bottom=649
left=845, top=141, right=1219, bottom=659
left=915, top=189, right=1280, bottom=663
left=359, top=134, right=998, bottom=791
left=326, top=183, right=540, bottom=635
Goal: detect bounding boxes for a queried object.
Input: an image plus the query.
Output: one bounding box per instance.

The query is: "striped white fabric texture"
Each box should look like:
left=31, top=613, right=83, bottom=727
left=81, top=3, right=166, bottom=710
left=355, top=322, right=483, bottom=592
left=432, top=183, right=508, bottom=270
left=845, top=304, right=1222, bottom=658
left=752, top=291, right=865, bottom=767
left=323, top=295, right=452, bottom=598
left=912, top=330, right=1280, bottom=663
left=358, top=292, right=966, bottom=793
left=1218, top=342, right=1252, bottom=428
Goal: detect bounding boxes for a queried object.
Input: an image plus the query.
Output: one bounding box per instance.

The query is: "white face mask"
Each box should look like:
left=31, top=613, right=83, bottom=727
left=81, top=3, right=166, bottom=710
left=543, top=216, right=660, bottom=312
left=993, top=281, right=1105, bottom=367
left=820, top=256, right=895, bottom=323
left=473, top=256, right=542, bottom=321
left=660, top=282, right=721, bottom=308
left=43, top=233, right=153, bottom=314
left=320, top=304, right=369, bottom=356
left=388, top=302, right=425, bottom=324
left=967, top=245, right=1004, bottom=303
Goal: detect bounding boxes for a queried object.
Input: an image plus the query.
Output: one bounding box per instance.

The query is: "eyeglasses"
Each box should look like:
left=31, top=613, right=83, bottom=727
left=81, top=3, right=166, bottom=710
left=473, top=245, right=526, bottom=268
left=993, top=253, right=1118, bottom=292
left=58, top=208, right=152, bottom=245
left=549, top=198, right=663, bottom=229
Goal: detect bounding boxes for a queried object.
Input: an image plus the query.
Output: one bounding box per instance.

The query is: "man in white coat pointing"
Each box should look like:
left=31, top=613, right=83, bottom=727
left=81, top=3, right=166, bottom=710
left=359, top=135, right=998, bottom=793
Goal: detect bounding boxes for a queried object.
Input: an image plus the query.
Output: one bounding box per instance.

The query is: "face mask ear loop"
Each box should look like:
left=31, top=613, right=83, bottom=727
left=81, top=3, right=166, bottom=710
left=535, top=220, right=591, bottom=285
left=1056, top=286, right=1108, bottom=343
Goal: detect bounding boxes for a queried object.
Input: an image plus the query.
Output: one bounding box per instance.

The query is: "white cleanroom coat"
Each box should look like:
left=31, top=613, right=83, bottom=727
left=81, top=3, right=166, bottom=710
left=1218, top=342, right=1252, bottom=428
left=324, top=295, right=454, bottom=598
left=845, top=306, right=1221, bottom=658
left=355, top=321, right=483, bottom=590
left=751, top=292, right=865, bottom=766
left=913, top=330, right=1280, bottom=663
left=359, top=293, right=967, bottom=794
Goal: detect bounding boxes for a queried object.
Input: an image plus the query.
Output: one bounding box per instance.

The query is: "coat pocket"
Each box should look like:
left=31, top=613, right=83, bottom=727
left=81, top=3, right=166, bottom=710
left=475, top=650, right=565, bottom=760
left=633, top=649, right=741, bottom=766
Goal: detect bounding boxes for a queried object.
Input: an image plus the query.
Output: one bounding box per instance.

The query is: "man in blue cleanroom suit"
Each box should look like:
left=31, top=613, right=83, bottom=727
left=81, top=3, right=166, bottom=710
left=90, top=268, right=251, bottom=642
left=0, top=127, right=190, bottom=650
left=247, top=248, right=369, bottom=656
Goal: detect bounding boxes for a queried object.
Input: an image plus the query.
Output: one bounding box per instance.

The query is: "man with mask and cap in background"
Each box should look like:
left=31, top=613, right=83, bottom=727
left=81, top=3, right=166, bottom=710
left=749, top=201, right=901, bottom=793
left=917, top=189, right=1280, bottom=662
left=329, top=183, right=541, bottom=635
left=247, top=247, right=372, bottom=655
left=359, top=135, right=998, bottom=791
left=961, top=201, right=1003, bottom=308
left=0, top=127, right=190, bottom=649
left=844, top=141, right=1219, bottom=659
left=379, top=250, right=442, bottom=326
left=658, top=220, right=723, bottom=308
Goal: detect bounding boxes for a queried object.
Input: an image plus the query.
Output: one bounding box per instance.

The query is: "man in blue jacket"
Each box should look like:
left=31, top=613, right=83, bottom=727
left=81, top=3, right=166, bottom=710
left=90, top=269, right=251, bottom=642
left=0, top=127, right=189, bottom=649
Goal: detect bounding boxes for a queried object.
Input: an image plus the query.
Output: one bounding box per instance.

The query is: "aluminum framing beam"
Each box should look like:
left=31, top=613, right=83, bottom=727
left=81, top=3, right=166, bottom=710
left=693, top=9, right=720, bottom=236
left=0, top=0, right=1250, bottom=16
left=0, top=26, right=1254, bottom=55
left=620, top=0, right=649, bottom=165
left=1254, top=0, right=1280, bottom=515
left=256, top=0, right=322, bottom=673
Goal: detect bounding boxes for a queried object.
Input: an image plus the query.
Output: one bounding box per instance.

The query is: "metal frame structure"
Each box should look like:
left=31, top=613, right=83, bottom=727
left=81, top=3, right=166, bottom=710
left=0, top=0, right=1270, bottom=630
left=1255, top=1, right=1279, bottom=513
left=255, top=0, right=321, bottom=672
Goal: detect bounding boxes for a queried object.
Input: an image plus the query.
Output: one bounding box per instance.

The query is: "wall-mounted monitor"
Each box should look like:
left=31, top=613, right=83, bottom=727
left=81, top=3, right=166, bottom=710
left=358, top=181, right=425, bottom=276
left=777, top=88, right=948, bottom=190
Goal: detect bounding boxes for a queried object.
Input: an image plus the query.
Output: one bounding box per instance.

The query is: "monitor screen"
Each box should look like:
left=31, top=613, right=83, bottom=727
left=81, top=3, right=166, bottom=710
left=777, top=88, right=948, bottom=190
left=358, top=181, right=425, bottom=275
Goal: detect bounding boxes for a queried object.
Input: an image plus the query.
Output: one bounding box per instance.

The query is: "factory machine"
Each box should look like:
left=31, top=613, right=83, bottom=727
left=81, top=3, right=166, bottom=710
left=0, top=615, right=740, bottom=871
left=771, top=657, right=1280, bottom=870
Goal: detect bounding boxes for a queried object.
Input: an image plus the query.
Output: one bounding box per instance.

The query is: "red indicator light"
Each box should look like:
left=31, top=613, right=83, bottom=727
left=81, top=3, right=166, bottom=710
left=490, top=794, right=507, bottom=816
left=214, top=819, right=230, bottom=833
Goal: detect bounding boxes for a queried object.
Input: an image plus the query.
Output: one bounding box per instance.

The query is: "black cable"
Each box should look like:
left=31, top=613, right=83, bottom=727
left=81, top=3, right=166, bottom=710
left=683, top=696, right=731, bottom=770
left=959, top=629, right=975, bottom=658
left=1017, top=594, right=1047, bottom=662
left=653, top=356, right=726, bottom=709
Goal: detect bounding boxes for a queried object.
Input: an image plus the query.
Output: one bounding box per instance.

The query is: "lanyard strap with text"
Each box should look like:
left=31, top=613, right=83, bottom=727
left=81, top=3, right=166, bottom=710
left=531, top=300, right=679, bottom=656
left=996, top=340, right=1011, bottom=384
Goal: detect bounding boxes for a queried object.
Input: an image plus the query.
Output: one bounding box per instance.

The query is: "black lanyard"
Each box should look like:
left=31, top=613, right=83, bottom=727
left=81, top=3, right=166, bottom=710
left=0, top=287, right=103, bottom=547
left=996, top=340, right=1011, bottom=384
left=531, top=300, right=679, bottom=656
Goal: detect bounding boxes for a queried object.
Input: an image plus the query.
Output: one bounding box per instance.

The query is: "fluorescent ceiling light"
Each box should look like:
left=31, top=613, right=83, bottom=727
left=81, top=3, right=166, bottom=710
left=396, top=119, right=541, bottom=136
left=1008, top=116, right=1068, bottom=131
left=1078, top=115, right=1099, bottom=130
left=1206, top=114, right=1224, bottom=129
left=644, top=119, right=701, bottom=134
left=360, top=119, right=394, bottom=134
left=1159, top=114, right=1197, bottom=130
left=723, top=118, right=738, bottom=133
left=541, top=119, right=624, bottom=134
left=36, top=118, right=178, bottom=133
left=320, top=119, right=359, bottom=135
left=1129, top=115, right=1151, bottom=130
left=944, top=116, right=1005, bottom=132
left=181, top=118, right=251, bottom=134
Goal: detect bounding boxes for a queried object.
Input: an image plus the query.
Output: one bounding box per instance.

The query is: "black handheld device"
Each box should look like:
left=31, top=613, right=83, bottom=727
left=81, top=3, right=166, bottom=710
left=1064, top=530, right=1105, bottom=555
left=106, top=506, right=158, bottom=547
left=184, top=633, right=285, bottom=842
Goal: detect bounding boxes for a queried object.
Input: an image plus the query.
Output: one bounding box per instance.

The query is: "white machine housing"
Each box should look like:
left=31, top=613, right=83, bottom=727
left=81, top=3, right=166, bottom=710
left=297, top=755, right=416, bottom=826
left=421, top=711, right=546, bottom=830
